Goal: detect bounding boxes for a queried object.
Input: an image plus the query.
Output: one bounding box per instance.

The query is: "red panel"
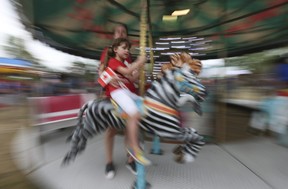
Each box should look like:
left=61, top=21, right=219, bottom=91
left=46, top=95, right=81, bottom=113
left=45, top=113, right=78, bottom=122
left=0, top=104, right=8, bottom=108
left=277, top=89, right=288, bottom=97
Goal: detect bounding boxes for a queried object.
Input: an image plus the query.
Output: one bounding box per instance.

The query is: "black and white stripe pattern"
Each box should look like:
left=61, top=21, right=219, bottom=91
left=63, top=64, right=207, bottom=165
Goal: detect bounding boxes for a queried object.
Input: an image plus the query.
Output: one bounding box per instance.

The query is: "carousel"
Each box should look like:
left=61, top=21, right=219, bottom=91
left=11, top=1, right=288, bottom=189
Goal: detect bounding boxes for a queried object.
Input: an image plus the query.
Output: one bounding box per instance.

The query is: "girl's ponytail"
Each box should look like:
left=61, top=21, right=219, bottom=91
left=103, top=47, right=111, bottom=70
left=100, top=46, right=113, bottom=73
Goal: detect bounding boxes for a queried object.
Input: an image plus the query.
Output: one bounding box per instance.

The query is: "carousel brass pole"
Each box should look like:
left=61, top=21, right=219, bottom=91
left=147, top=10, right=163, bottom=156
left=139, top=0, right=147, bottom=96
left=133, top=2, right=149, bottom=189
left=148, top=32, right=155, bottom=77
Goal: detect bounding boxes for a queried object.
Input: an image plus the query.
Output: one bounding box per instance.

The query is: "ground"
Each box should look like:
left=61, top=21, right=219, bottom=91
left=0, top=105, right=39, bottom=189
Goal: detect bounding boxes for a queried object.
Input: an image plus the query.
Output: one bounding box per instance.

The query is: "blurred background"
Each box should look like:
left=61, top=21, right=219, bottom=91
left=1, top=0, right=288, bottom=188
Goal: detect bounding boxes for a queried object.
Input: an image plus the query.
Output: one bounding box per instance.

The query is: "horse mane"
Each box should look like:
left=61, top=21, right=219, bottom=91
left=160, top=52, right=201, bottom=78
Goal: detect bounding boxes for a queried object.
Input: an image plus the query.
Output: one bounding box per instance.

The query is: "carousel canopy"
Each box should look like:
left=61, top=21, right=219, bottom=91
left=16, top=0, right=288, bottom=60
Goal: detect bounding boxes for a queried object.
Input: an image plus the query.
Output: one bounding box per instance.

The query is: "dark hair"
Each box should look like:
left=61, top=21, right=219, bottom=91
left=102, top=38, right=131, bottom=69
left=99, top=25, right=129, bottom=73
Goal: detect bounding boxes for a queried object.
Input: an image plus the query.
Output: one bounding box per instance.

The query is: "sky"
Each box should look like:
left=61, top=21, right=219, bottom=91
left=0, top=0, right=98, bottom=71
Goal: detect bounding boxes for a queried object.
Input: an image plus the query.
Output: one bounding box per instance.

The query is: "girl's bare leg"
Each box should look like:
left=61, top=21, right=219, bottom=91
left=105, top=128, right=117, bottom=164
left=126, top=113, right=151, bottom=165
left=126, top=113, right=140, bottom=150
left=124, top=129, right=134, bottom=163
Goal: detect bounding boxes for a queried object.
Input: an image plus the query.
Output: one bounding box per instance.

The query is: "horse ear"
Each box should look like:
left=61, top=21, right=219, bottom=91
left=170, top=53, right=184, bottom=67
left=180, top=52, right=192, bottom=63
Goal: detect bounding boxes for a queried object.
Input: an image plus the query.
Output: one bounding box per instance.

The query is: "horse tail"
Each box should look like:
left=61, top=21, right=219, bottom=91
left=62, top=101, right=92, bottom=166
left=66, top=101, right=90, bottom=142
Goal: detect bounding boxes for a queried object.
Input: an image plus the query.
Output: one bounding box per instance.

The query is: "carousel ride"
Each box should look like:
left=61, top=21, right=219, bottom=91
left=13, top=1, right=288, bottom=188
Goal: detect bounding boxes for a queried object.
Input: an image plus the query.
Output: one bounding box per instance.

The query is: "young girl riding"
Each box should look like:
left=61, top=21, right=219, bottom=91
left=102, top=37, right=151, bottom=166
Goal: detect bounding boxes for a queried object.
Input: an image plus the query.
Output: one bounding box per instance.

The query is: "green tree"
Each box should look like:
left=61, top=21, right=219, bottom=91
left=225, top=51, right=278, bottom=75
left=69, top=61, right=97, bottom=82
left=3, top=35, right=41, bottom=66
left=69, top=61, right=85, bottom=75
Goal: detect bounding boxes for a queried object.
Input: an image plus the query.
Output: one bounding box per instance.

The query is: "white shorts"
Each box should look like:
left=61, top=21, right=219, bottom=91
left=110, top=89, right=140, bottom=117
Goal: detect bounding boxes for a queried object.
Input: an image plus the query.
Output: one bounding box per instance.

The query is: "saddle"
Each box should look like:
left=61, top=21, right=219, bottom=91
left=110, top=97, right=146, bottom=119
left=111, top=98, right=179, bottom=119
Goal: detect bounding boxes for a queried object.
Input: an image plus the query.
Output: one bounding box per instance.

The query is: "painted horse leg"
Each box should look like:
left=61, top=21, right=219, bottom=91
left=174, top=128, right=205, bottom=163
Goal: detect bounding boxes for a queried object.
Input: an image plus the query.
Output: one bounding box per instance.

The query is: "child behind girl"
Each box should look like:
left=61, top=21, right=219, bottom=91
left=102, top=37, right=151, bottom=166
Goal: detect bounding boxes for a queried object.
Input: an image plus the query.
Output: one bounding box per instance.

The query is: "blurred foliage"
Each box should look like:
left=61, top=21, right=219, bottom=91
left=84, top=69, right=96, bottom=82
left=72, top=61, right=85, bottom=69
left=225, top=47, right=288, bottom=75
left=3, top=36, right=41, bottom=66
left=68, top=61, right=96, bottom=82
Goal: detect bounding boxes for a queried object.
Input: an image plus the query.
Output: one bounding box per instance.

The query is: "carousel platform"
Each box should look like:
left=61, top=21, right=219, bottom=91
left=11, top=127, right=288, bottom=189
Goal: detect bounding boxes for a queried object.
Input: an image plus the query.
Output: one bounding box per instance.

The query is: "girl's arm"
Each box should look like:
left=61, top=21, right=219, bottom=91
left=126, top=69, right=140, bottom=82
left=116, top=56, right=146, bottom=76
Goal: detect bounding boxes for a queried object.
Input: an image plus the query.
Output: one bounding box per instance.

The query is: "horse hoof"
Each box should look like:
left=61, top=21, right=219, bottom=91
left=174, top=153, right=195, bottom=164
left=174, top=154, right=185, bottom=164
left=184, top=154, right=195, bottom=163
left=172, top=145, right=183, bottom=155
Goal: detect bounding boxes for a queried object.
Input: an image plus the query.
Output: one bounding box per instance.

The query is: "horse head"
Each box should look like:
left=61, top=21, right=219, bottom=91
left=160, top=52, right=207, bottom=115
left=174, top=63, right=207, bottom=101
left=162, top=52, right=207, bottom=102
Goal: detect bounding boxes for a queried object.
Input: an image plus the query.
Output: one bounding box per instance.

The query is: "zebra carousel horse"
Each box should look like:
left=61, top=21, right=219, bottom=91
left=62, top=54, right=207, bottom=165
